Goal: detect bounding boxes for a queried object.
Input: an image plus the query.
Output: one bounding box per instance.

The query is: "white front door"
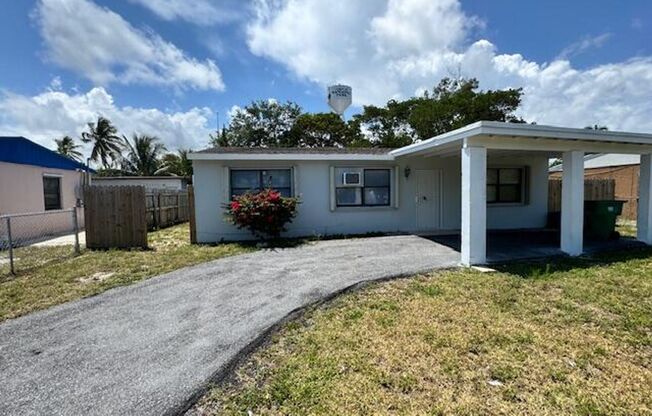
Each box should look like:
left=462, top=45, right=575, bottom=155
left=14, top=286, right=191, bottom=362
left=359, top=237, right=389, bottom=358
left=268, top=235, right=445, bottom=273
left=415, top=169, right=441, bottom=231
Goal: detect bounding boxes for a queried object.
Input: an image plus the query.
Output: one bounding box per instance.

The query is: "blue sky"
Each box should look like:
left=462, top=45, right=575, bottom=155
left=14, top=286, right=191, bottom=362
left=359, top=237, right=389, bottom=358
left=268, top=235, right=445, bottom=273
left=0, top=0, right=651, bottom=152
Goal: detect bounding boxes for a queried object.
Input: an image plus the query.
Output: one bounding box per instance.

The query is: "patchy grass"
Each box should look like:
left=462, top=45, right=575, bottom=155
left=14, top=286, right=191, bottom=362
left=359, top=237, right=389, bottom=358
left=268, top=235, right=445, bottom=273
left=0, top=224, right=255, bottom=321
left=196, top=248, right=652, bottom=415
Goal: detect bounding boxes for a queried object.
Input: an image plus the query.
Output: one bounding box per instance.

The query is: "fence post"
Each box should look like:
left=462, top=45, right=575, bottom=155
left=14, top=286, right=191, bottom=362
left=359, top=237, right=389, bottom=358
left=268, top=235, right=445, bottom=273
left=72, top=208, right=80, bottom=255
left=6, top=217, right=14, bottom=275
left=188, top=185, right=197, bottom=244
left=157, top=193, right=162, bottom=229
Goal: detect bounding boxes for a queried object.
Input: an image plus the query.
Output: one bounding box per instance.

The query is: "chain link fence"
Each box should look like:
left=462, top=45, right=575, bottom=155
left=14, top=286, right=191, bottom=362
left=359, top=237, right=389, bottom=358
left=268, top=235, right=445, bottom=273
left=0, top=209, right=81, bottom=276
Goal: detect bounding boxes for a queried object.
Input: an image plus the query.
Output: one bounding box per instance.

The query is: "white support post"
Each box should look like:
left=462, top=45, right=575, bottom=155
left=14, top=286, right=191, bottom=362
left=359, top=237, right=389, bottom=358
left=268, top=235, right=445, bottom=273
left=561, top=150, right=584, bottom=256
left=461, top=144, right=487, bottom=266
left=637, top=154, right=652, bottom=244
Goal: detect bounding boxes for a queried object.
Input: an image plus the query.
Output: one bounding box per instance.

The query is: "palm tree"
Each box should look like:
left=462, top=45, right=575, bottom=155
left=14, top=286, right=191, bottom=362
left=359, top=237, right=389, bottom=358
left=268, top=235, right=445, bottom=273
left=81, top=116, right=123, bottom=168
left=159, top=149, right=193, bottom=176
left=122, top=134, right=167, bottom=176
left=54, top=136, right=83, bottom=162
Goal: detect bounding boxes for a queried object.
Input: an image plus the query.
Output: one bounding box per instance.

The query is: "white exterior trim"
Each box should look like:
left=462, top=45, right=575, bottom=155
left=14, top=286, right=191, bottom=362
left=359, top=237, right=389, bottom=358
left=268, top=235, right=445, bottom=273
left=391, top=121, right=652, bottom=157
left=461, top=144, right=487, bottom=266
left=561, top=151, right=585, bottom=256
left=189, top=153, right=394, bottom=161
left=638, top=154, right=652, bottom=244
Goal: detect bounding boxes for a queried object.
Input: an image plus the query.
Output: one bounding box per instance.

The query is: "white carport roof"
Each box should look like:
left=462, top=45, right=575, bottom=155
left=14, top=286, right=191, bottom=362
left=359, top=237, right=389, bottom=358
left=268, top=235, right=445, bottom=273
left=390, top=121, right=652, bottom=158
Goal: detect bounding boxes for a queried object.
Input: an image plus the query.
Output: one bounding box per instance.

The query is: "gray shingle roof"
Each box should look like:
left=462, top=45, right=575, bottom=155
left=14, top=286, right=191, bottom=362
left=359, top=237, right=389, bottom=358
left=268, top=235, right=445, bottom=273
left=195, top=146, right=394, bottom=155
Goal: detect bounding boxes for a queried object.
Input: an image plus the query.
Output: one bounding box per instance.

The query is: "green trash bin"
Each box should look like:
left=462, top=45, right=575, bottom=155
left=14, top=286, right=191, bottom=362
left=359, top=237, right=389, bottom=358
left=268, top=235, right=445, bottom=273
left=584, top=200, right=626, bottom=240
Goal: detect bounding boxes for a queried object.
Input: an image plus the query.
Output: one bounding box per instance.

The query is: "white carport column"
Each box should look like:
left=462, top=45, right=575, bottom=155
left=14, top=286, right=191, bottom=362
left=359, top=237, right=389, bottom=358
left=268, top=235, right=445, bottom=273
left=461, top=144, right=487, bottom=266
left=561, top=150, right=585, bottom=256
left=637, top=154, right=652, bottom=244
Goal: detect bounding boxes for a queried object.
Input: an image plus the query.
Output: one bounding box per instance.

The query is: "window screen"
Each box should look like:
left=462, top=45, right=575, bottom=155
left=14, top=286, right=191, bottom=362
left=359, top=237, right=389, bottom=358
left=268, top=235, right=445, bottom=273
left=230, top=169, right=292, bottom=197
left=43, top=176, right=62, bottom=210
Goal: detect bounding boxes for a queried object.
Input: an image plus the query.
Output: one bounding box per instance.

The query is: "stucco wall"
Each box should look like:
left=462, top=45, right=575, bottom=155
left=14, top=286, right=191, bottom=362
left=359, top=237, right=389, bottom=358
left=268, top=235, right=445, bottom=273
left=0, top=161, right=84, bottom=242
left=192, top=154, right=549, bottom=242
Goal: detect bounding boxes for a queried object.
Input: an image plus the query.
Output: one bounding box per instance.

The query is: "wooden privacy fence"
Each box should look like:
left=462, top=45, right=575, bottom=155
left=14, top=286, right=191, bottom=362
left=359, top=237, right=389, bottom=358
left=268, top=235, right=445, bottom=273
left=84, top=185, right=192, bottom=249
left=84, top=186, right=148, bottom=249
left=146, top=191, right=190, bottom=230
left=548, top=178, right=616, bottom=212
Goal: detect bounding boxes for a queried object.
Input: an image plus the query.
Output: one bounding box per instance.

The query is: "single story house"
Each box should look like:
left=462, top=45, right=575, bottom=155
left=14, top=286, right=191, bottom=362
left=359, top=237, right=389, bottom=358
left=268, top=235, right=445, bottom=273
left=91, top=176, right=189, bottom=191
left=550, top=153, right=640, bottom=220
left=189, top=121, right=652, bottom=266
left=0, top=136, right=91, bottom=243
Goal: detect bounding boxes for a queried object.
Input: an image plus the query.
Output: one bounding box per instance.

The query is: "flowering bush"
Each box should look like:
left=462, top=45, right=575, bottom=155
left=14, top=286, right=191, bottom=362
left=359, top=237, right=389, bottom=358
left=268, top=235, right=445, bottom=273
left=224, top=189, right=299, bottom=240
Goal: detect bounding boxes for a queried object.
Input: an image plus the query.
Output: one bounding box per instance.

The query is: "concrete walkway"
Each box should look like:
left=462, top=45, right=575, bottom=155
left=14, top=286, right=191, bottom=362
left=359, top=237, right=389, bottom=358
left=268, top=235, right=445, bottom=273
left=0, top=235, right=459, bottom=416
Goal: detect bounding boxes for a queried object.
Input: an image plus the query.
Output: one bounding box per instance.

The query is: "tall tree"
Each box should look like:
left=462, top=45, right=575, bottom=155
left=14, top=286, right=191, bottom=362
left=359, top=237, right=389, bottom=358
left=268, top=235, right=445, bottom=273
left=121, top=134, right=167, bottom=176
left=224, top=100, right=302, bottom=147
left=54, top=136, right=83, bottom=161
left=354, top=78, right=525, bottom=147
left=160, top=149, right=193, bottom=176
left=81, top=116, right=123, bottom=168
left=290, top=113, right=364, bottom=147
left=209, top=126, right=230, bottom=147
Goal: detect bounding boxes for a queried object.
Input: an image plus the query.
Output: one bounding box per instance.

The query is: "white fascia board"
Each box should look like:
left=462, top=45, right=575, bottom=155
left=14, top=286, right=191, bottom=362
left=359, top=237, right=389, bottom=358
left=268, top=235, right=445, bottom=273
left=390, top=121, right=652, bottom=157
left=390, top=121, right=483, bottom=157
left=188, top=153, right=395, bottom=161
left=477, top=121, right=652, bottom=145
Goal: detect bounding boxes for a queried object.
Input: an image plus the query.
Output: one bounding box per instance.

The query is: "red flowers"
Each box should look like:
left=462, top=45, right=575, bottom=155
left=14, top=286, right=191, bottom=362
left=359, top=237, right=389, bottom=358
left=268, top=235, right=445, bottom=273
left=224, top=189, right=299, bottom=239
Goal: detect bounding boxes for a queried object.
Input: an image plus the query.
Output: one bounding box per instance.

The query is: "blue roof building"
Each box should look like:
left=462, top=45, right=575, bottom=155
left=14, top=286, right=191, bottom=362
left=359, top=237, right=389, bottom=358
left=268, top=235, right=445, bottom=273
left=0, top=136, right=93, bottom=172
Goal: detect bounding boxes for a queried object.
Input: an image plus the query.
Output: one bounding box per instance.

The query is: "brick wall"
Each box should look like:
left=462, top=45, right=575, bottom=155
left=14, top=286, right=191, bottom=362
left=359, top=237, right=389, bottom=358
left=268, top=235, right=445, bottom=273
left=550, top=164, right=639, bottom=220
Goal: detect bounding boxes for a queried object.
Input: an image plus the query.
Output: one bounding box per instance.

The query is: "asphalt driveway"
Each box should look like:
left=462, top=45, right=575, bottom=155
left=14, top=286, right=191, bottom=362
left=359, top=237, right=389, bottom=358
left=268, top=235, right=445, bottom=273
left=0, top=235, right=459, bottom=415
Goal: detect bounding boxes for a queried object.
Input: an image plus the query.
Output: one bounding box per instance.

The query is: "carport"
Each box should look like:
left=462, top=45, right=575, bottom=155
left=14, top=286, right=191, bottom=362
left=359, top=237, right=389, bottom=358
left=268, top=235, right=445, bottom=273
left=391, top=121, right=652, bottom=266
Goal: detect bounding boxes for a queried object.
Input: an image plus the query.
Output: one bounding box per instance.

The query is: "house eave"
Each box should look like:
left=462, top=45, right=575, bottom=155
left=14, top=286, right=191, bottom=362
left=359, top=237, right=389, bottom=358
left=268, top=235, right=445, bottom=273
left=188, top=153, right=396, bottom=161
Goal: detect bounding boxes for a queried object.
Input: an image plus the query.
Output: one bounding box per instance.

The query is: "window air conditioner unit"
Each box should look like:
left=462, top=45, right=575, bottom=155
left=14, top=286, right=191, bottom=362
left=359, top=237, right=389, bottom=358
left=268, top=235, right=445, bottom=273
left=342, top=172, right=361, bottom=186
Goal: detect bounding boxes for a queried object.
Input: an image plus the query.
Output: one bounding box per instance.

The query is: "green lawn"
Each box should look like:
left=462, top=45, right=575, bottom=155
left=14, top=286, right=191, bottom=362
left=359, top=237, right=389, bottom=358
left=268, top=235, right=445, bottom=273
left=0, top=224, right=255, bottom=321
left=196, top=248, right=652, bottom=415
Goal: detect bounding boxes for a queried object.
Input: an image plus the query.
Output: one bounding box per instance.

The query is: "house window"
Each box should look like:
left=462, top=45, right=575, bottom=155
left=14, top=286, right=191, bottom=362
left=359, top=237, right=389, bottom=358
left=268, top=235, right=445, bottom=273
left=43, top=176, right=62, bottom=210
left=230, top=169, right=292, bottom=197
left=336, top=168, right=391, bottom=207
left=487, top=168, right=524, bottom=204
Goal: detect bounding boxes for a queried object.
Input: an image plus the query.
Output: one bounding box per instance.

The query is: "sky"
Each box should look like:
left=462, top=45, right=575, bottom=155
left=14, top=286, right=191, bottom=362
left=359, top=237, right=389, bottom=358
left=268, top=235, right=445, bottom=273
left=0, top=0, right=651, bottom=155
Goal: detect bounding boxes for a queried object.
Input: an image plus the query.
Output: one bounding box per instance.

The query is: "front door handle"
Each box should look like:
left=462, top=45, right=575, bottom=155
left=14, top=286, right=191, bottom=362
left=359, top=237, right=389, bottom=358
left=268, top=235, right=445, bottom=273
left=422, top=196, right=428, bottom=201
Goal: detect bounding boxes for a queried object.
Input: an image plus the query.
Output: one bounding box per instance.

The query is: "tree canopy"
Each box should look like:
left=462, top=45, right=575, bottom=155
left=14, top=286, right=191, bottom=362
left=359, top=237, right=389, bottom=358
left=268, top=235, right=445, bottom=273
left=121, top=134, right=167, bottom=176
left=159, top=149, right=193, bottom=177
left=217, top=78, right=525, bottom=149
left=54, top=136, right=83, bottom=162
left=81, top=116, right=124, bottom=168
left=354, top=78, right=524, bottom=147
left=223, top=100, right=303, bottom=147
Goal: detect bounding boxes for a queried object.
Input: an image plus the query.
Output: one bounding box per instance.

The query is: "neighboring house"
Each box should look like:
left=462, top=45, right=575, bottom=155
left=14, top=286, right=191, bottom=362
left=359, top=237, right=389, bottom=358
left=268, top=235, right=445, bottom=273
left=550, top=154, right=640, bottom=220
left=91, top=176, right=189, bottom=191
left=190, top=121, right=652, bottom=265
left=0, top=136, right=91, bottom=243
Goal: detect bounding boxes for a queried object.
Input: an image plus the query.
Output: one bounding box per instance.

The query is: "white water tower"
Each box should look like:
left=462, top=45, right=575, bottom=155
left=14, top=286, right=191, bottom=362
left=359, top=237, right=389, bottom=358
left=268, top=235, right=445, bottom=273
left=327, top=84, right=352, bottom=117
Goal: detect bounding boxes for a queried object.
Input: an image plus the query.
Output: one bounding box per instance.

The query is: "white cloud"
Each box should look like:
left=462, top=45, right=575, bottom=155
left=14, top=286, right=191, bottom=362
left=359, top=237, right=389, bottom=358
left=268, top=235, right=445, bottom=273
left=557, top=33, right=612, bottom=60
left=247, top=0, right=652, bottom=132
left=0, top=87, right=214, bottom=155
left=128, top=0, right=241, bottom=26
left=34, top=0, right=224, bottom=91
